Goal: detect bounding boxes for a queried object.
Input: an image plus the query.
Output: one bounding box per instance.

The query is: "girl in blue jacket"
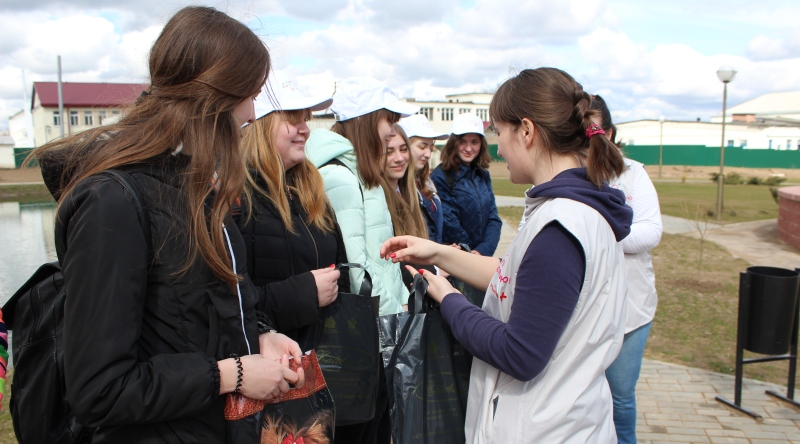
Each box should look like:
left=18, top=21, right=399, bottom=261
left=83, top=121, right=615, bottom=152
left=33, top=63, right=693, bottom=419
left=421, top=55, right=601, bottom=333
left=431, top=113, right=502, bottom=256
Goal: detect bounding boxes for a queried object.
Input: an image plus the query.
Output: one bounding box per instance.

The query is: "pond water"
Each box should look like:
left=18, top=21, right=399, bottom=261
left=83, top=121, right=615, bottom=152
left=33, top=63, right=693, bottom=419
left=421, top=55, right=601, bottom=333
left=0, top=202, right=58, bottom=307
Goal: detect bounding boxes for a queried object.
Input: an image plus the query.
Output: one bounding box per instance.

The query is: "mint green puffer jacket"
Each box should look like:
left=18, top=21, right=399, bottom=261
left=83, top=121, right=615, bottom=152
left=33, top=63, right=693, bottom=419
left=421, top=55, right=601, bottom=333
left=306, top=129, right=408, bottom=315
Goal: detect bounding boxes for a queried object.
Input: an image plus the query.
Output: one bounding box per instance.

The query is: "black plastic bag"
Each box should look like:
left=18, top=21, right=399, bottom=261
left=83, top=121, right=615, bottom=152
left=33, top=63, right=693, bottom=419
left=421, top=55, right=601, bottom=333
left=225, top=350, right=335, bottom=444
left=385, top=274, right=472, bottom=444
left=309, top=263, right=381, bottom=426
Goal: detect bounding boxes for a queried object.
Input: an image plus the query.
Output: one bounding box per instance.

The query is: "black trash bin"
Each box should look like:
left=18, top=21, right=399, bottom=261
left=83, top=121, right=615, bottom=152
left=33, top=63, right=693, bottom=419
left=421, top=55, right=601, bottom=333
left=716, top=266, right=800, bottom=418
left=743, top=266, right=800, bottom=355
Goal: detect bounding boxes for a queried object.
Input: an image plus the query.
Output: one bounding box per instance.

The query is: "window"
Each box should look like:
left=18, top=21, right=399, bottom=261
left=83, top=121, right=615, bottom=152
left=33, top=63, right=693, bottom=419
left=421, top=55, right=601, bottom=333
left=769, top=139, right=773, bottom=149
left=84, top=111, right=93, bottom=126
left=476, top=108, right=488, bottom=121
left=53, top=111, right=61, bottom=126
left=727, top=139, right=734, bottom=147
left=98, top=110, right=107, bottom=125
left=111, top=110, right=120, bottom=115
left=739, top=140, right=747, bottom=148
left=459, top=108, right=470, bottom=115
left=420, top=107, right=433, bottom=120
left=441, top=108, right=453, bottom=121
left=69, top=110, right=79, bottom=126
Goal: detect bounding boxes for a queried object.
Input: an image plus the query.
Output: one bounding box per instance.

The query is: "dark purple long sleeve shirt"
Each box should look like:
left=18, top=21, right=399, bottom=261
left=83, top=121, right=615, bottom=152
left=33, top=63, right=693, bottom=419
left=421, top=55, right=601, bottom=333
left=441, top=222, right=585, bottom=381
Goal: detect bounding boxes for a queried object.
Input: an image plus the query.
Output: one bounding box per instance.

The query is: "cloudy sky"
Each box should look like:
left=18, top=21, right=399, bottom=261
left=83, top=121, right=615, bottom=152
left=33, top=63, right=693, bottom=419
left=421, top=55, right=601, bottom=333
left=2, top=0, right=800, bottom=132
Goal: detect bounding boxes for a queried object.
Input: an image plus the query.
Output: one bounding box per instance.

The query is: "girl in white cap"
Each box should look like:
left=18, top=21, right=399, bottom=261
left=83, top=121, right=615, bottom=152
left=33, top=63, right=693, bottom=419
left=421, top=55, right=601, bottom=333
left=237, top=78, right=344, bottom=348
left=431, top=113, right=502, bottom=256
left=398, top=114, right=449, bottom=244
left=305, top=76, right=419, bottom=444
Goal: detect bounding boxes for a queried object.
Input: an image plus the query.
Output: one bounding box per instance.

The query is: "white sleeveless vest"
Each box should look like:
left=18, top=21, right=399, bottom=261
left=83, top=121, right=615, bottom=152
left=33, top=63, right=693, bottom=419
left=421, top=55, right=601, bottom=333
left=465, top=196, right=627, bottom=443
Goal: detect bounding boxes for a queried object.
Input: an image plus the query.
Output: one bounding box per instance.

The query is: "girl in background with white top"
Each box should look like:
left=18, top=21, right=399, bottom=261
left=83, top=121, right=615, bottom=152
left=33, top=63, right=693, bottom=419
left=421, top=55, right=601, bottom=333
left=592, top=94, right=662, bottom=444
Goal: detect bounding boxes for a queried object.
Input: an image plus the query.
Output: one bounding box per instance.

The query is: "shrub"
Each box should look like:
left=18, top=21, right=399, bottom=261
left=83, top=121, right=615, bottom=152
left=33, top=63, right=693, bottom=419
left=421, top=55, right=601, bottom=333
left=746, top=176, right=763, bottom=185
left=765, top=176, right=787, bottom=186
left=724, top=172, right=743, bottom=185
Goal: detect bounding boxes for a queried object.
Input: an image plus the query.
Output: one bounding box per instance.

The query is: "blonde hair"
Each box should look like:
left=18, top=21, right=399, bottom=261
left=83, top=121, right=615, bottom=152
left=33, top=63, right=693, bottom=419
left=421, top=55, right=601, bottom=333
left=241, top=109, right=334, bottom=233
left=383, top=125, right=428, bottom=238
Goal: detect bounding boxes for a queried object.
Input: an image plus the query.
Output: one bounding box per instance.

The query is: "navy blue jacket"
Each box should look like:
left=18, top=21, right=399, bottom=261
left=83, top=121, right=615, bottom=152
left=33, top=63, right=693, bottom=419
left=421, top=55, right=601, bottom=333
left=431, top=164, right=501, bottom=255
left=417, top=188, right=443, bottom=244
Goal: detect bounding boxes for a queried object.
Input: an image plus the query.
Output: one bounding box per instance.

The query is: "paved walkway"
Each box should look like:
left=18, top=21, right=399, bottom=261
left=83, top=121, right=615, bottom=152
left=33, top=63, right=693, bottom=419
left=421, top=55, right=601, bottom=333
left=494, top=195, right=800, bottom=442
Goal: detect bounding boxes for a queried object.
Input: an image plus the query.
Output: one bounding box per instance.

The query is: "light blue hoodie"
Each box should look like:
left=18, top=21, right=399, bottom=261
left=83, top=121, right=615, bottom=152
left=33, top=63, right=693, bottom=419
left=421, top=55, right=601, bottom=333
left=306, top=128, right=409, bottom=315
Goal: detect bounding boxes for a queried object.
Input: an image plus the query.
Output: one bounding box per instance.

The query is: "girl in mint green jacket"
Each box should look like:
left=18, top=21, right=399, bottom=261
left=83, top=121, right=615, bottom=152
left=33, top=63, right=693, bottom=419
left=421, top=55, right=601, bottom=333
left=306, top=77, right=419, bottom=444
left=306, top=77, right=418, bottom=317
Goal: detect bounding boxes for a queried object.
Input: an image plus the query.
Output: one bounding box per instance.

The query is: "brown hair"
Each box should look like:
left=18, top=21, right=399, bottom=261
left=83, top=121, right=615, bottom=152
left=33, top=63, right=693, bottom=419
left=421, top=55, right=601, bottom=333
left=241, top=110, right=335, bottom=234
left=408, top=136, right=434, bottom=200
left=489, top=68, right=623, bottom=187
left=440, top=133, right=490, bottom=172
left=383, top=125, right=428, bottom=238
left=31, top=6, right=269, bottom=287
left=330, top=109, right=400, bottom=188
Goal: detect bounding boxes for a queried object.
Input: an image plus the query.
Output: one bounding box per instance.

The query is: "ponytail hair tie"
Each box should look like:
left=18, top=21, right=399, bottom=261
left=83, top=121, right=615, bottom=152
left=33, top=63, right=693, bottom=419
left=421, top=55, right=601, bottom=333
left=585, top=123, right=605, bottom=138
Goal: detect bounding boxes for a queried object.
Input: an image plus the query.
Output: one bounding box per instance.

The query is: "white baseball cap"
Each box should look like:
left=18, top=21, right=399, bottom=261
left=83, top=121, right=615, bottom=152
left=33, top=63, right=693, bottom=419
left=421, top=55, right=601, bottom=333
left=450, top=113, right=486, bottom=137
left=254, top=78, right=333, bottom=120
left=398, top=114, right=448, bottom=140
left=332, top=77, right=420, bottom=121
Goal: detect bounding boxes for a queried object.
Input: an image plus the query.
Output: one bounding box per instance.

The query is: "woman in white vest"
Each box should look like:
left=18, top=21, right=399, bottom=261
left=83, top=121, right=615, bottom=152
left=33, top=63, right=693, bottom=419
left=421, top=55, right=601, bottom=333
left=380, top=67, right=633, bottom=443
left=592, top=95, right=662, bottom=444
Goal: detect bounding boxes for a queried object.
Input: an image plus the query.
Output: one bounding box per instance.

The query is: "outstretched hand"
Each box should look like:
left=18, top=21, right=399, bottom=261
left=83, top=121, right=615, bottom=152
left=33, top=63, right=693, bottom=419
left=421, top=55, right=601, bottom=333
left=405, top=265, right=459, bottom=304
left=380, top=236, right=440, bottom=265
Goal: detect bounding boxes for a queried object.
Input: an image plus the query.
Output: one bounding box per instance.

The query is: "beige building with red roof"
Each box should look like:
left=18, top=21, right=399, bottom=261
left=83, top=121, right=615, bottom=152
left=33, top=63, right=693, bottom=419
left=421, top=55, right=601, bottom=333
left=26, top=82, right=147, bottom=147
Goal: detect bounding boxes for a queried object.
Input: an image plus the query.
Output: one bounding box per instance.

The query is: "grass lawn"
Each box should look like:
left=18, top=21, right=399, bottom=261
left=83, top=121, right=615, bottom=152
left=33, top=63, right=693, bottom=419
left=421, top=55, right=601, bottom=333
left=498, top=206, right=799, bottom=387
left=491, top=177, right=783, bottom=224
left=0, top=184, right=53, bottom=204
left=0, top=371, right=14, bottom=443
left=653, top=182, right=780, bottom=224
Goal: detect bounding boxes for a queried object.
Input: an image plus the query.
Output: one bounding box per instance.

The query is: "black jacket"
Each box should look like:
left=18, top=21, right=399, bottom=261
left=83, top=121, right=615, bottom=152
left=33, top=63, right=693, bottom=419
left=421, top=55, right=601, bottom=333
left=48, top=152, right=261, bottom=443
left=236, top=175, right=348, bottom=344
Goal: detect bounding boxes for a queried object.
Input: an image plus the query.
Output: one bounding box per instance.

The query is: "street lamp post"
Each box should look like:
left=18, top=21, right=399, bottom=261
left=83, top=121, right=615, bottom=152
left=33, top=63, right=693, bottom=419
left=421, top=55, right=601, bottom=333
left=715, top=65, right=737, bottom=220
left=658, top=116, right=665, bottom=179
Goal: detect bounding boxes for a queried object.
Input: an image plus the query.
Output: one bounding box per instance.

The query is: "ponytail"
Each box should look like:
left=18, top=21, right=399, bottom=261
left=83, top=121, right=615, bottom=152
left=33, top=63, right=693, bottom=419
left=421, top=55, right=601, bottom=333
left=490, top=68, right=625, bottom=189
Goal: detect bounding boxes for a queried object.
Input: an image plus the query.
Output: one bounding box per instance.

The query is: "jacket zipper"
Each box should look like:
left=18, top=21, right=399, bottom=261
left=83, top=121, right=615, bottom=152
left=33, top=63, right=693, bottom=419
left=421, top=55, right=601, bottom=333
left=299, top=217, right=320, bottom=268
left=289, top=189, right=320, bottom=268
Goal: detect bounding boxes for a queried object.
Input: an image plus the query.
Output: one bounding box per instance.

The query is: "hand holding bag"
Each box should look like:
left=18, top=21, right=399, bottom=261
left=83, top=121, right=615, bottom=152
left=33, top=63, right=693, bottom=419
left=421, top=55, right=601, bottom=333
left=386, top=274, right=472, bottom=444
left=224, top=350, right=335, bottom=444
left=310, top=263, right=381, bottom=426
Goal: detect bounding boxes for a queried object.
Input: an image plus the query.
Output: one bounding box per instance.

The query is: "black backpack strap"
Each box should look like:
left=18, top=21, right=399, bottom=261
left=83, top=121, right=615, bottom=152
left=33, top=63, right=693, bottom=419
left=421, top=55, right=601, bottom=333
left=322, top=158, right=363, bottom=201
left=101, top=169, right=153, bottom=258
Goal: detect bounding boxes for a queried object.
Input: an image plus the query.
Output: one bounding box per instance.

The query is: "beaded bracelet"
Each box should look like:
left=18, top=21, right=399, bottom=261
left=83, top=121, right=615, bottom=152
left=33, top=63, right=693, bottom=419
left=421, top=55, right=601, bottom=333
left=230, top=354, right=243, bottom=395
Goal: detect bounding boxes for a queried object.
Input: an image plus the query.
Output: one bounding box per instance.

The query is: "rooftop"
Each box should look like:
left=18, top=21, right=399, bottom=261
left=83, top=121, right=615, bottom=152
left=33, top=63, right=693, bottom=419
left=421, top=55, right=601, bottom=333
left=32, top=82, right=148, bottom=109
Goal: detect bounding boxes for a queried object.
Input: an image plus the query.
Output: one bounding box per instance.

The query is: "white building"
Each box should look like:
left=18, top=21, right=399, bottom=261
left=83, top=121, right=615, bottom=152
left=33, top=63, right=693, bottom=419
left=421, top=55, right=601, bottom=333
left=0, top=133, right=15, bottom=168
left=618, top=90, right=800, bottom=150
left=617, top=119, right=800, bottom=150
left=711, top=90, right=800, bottom=123
left=19, top=82, right=147, bottom=147
left=401, top=92, right=493, bottom=135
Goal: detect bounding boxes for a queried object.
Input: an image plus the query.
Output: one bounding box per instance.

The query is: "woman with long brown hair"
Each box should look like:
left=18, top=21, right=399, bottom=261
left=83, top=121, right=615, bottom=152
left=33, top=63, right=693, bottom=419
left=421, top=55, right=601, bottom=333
left=431, top=113, right=501, bottom=255
left=305, top=76, right=419, bottom=443
left=383, top=124, right=428, bottom=240
left=398, top=114, right=448, bottom=243
left=381, top=67, right=632, bottom=442
left=33, top=7, right=303, bottom=442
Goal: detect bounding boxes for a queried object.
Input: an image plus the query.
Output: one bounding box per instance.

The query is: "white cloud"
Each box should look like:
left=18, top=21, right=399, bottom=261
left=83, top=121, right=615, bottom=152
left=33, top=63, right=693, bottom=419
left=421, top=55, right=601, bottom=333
left=747, top=30, right=800, bottom=61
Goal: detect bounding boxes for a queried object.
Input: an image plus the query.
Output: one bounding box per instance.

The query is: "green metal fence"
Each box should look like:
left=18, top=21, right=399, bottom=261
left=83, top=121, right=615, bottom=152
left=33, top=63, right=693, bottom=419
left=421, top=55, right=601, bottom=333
left=14, top=148, right=36, bottom=168
left=489, top=144, right=800, bottom=169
